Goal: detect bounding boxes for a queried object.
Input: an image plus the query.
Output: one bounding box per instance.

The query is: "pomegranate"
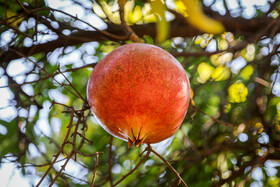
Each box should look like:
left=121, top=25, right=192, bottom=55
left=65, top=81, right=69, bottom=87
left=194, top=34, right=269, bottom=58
left=87, top=43, right=190, bottom=148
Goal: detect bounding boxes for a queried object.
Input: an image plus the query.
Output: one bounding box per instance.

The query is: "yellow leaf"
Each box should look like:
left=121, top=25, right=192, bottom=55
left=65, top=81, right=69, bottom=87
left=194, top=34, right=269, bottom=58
left=128, top=6, right=142, bottom=24
left=6, top=10, right=24, bottom=27
left=276, top=124, right=280, bottom=132
left=210, top=53, right=233, bottom=66
left=110, top=12, right=122, bottom=24
left=99, top=0, right=113, bottom=16
left=255, top=122, right=264, bottom=134
left=174, top=0, right=188, bottom=17
left=240, top=65, right=254, bottom=80
left=224, top=103, right=231, bottom=113
left=194, top=36, right=204, bottom=45
left=191, top=99, right=195, bottom=106
left=241, top=44, right=256, bottom=62
left=124, top=0, right=134, bottom=24
left=142, top=3, right=157, bottom=23
left=180, top=0, right=225, bottom=34
left=197, top=62, right=214, bottom=83
left=100, top=44, right=117, bottom=53
left=97, top=0, right=121, bottom=24
left=219, top=39, right=228, bottom=50
left=150, top=0, right=169, bottom=43
left=255, top=122, right=263, bottom=129
left=190, top=88, right=194, bottom=99
left=190, top=88, right=195, bottom=106
left=211, top=66, right=230, bottom=81
left=93, top=3, right=107, bottom=18
left=228, top=82, right=248, bottom=103
left=222, top=32, right=234, bottom=42
left=142, top=14, right=157, bottom=23
left=268, top=176, right=280, bottom=187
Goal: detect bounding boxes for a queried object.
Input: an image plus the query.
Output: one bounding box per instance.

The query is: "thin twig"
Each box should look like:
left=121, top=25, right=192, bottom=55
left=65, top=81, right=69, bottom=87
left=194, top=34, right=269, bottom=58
left=49, top=112, right=83, bottom=186
left=72, top=115, right=82, bottom=161
left=108, top=136, right=114, bottom=186
left=75, top=151, right=103, bottom=157
left=57, top=64, right=87, bottom=102
left=223, top=0, right=230, bottom=15
left=0, top=6, right=130, bottom=41
left=113, top=148, right=151, bottom=186
left=36, top=107, right=75, bottom=187
left=90, top=152, right=101, bottom=187
left=63, top=172, right=90, bottom=185
left=148, top=146, right=188, bottom=187
left=35, top=0, right=39, bottom=41
left=193, top=105, right=234, bottom=128
left=18, top=157, right=67, bottom=168
left=12, top=50, right=85, bottom=100
left=4, top=0, right=7, bottom=20
left=0, top=63, right=96, bottom=89
left=40, top=7, right=129, bottom=40
left=49, top=150, right=75, bottom=187
left=15, top=0, right=29, bottom=13
left=118, top=0, right=141, bottom=43
left=76, top=132, right=93, bottom=144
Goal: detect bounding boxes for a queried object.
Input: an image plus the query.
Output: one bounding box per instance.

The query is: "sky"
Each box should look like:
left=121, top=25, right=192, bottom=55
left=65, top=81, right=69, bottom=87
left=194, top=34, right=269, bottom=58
left=0, top=0, right=278, bottom=186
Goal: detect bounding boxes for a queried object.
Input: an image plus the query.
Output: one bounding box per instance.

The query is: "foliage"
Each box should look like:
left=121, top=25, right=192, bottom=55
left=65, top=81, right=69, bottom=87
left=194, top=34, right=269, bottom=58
left=0, top=0, right=280, bottom=186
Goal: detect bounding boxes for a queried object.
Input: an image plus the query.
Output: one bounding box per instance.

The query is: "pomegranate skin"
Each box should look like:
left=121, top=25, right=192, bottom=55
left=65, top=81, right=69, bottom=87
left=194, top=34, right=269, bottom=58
left=87, top=43, right=190, bottom=147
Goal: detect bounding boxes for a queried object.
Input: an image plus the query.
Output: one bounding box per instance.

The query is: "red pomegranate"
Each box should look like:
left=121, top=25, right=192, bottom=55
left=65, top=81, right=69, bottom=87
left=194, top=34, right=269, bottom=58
left=87, top=43, right=190, bottom=148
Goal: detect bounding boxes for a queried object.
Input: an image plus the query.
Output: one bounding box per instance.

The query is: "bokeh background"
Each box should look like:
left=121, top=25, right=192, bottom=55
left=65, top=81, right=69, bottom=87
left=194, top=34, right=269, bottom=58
left=1, top=0, right=280, bottom=186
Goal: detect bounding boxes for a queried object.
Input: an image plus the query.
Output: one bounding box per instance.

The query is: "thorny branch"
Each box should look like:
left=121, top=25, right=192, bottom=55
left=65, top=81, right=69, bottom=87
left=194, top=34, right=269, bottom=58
left=36, top=107, right=75, bottom=187
left=35, top=102, right=102, bottom=186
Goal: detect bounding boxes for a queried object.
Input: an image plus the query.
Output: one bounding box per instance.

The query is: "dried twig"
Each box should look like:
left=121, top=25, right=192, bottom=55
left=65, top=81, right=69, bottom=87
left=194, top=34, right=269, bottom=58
left=0, top=63, right=96, bottom=89
left=12, top=50, right=86, bottom=101
left=36, top=107, right=75, bottom=187
left=57, top=64, right=87, bottom=102
left=49, top=150, right=75, bottom=187
left=90, top=152, right=102, bottom=187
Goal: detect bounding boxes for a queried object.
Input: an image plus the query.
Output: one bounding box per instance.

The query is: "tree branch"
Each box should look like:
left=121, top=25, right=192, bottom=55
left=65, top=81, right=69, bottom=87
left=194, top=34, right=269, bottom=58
left=1, top=14, right=278, bottom=65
